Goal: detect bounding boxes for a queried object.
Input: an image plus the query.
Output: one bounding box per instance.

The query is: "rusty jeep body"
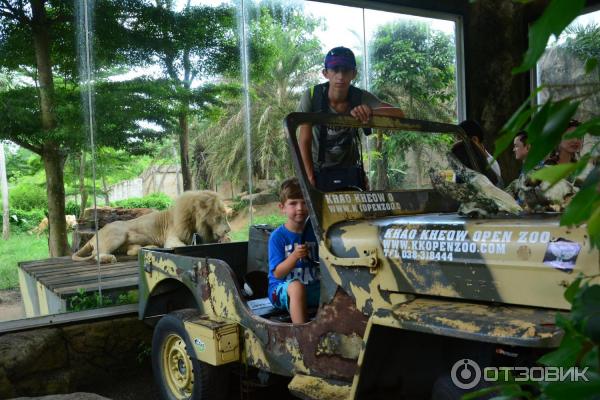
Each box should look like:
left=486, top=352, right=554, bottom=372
left=138, top=113, right=598, bottom=400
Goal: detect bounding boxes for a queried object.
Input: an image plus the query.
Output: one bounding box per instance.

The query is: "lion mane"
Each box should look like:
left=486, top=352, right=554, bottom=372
left=72, top=190, right=231, bottom=264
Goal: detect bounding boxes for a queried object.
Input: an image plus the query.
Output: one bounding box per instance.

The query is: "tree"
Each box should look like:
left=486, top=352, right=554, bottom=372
left=0, top=1, right=171, bottom=255
left=0, top=142, right=9, bottom=239
left=195, top=4, right=322, bottom=186
left=370, top=20, right=456, bottom=120
left=368, top=21, right=456, bottom=189
left=124, top=2, right=238, bottom=191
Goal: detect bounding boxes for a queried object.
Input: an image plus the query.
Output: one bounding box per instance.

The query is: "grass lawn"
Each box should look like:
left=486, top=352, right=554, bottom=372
left=230, top=213, right=287, bottom=242
left=0, top=232, right=49, bottom=290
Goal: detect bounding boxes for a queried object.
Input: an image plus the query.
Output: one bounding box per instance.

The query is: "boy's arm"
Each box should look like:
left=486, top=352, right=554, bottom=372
left=273, top=253, right=299, bottom=279
left=273, top=244, right=309, bottom=279
left=350, top=91, right=405, bottom=122
left=372, top=103, right=405, bottom=118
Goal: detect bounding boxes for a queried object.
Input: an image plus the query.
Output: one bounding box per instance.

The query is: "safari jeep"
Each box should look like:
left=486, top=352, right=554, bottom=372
left=138, top=113, right=599, bottom=400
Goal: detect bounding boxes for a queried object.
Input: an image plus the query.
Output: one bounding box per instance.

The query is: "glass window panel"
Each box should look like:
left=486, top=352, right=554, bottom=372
left=1, top=0, right=464, bottom=325
left=364, top=9, right=459, bottom=190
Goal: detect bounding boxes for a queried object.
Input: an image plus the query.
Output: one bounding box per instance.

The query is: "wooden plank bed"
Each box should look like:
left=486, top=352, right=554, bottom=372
left=18, top=256, right=139, bottom=317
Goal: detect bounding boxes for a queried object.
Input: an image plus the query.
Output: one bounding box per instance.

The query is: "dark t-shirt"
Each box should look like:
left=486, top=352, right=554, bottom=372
left=298, top=87, right=382, bottom=171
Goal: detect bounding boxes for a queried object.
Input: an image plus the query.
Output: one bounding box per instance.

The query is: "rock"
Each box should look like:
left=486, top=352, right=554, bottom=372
left=254, top=179, right=278, bottom=192
left=241, top=192, right=278, bottom=205
left=1, top=317, right=152, bottom=397
left=0, top=328, right=68, bottom=379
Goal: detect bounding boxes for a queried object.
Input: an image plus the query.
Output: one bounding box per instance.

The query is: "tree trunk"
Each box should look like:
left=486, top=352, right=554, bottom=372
left=0, top=143, right=9, bottom=240
left=374, top=132, right=389, bottom=190
left=415, top=146, right=423, bottom=188
left=101, top=175, right=110, bottom=205
left=78, top=151, right=88, bottom=219
left=178, top=110, right=192, bottom=191
left=43, top=144, right=69, bottom=256
left=30, top=0, right=57, bottom=131
left=31, top=0, right=68, bottom=255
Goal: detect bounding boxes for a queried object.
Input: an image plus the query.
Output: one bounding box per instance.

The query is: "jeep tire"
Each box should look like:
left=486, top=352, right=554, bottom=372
left=152, top=310, right=229, bottom=400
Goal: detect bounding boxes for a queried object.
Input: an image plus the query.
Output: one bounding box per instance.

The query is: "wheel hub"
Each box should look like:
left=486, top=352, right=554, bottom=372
left=162, top=334, right=194, bottom=399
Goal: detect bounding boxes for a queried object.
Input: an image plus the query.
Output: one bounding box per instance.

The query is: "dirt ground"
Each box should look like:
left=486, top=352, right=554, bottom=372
left=0, top=288, right=25, bottom=322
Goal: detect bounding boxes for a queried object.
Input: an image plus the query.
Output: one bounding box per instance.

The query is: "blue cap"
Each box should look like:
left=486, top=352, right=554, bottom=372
left=324, top=47, right=356, bottom=70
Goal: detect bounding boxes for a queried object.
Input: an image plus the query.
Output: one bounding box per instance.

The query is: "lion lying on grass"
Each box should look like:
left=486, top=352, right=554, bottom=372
left=72, top=190, right=231, bottom=264
left=29, top=215, right=78, bottom=238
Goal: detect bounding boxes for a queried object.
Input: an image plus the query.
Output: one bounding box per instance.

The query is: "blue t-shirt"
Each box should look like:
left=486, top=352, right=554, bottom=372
left=268, top=224, right=319, bottom=301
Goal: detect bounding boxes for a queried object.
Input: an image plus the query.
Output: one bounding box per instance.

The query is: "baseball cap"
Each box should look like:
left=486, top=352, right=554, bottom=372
left=324, top=47, right=356, bottom=70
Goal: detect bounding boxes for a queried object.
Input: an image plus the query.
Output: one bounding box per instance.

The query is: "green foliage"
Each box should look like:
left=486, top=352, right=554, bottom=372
left=232, top=198, right=250, bottom=213
left=195, top=5, right=322, bottom=185
left=8, top=183, right=47, bottom=211
left=472, top=2, right=600, bottom=399
left=113, top=193, right=172, bottom=210
left=368, top=21, right=456, bottom=189
left=137, top=342, right=152, bottom=364
left=513, top=0, right=586, bottom=73
left=494, top=2, right=600, bottom=249
left=68, top=288, right=138, bottom=312
left=4, top=146, right=41, bottom=182
left=0, top=233, right=48, bottom=289
left=8, top=208, right=45, bottom=231
left=563, top=23, right=600, bottom=63
left=64, top=200, right=81, bottom=217
left=370, top=20, right=456, bottom=121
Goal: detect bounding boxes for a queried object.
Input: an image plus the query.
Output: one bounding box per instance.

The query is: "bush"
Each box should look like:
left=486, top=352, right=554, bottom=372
left=65, top=200, right=81, bottom=217
left=231, top=198, right=250, bottom=213
left=9, top=208, right=46, bottom=232
left=9, top=183, right=47, bottom=211
left=113, top=193, right=173, bottom=210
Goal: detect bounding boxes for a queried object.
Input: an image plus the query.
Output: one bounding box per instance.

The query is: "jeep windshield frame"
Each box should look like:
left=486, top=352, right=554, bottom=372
left=284, top=113, right=480, bottom=239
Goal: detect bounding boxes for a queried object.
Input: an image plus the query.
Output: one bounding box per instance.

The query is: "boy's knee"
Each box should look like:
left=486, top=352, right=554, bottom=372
left=287, top=280, right=306, bottom=298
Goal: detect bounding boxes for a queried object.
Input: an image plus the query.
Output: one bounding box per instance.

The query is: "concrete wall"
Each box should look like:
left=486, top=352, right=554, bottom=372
left=107, top=178, right=143, bottom=202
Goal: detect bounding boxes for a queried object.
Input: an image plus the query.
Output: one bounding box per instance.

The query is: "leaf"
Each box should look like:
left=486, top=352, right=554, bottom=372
left=531, top=163, right=578, bottom=186
left=560, top=168, right=600, bottom=226
left=564, top=277, right=583, bottom=304
left=513, top=0, right=586, bottom=73
left=564, top=117, right=600, bottom=139
left=524, top=100, right=580, bottom=172
left=581, top=345, right=599, bottom=370
left=494, top=88, right=543, bottom=159
left=588, top=204, right=600, bottom=250
left=462, top=386, right=502, bottom=400
left=584, top=314, right=600, bottom=343
left=539, top=331, right=585, bottom=367
left=560, top=185, right=598, bottom=226
left=584, top=58, right=598, bottom=74
left=544, top=375, right=600, bottom=399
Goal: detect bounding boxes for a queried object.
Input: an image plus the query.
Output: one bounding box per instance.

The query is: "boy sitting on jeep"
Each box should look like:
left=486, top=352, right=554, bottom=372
left=268, top=178, right=319, bottom=323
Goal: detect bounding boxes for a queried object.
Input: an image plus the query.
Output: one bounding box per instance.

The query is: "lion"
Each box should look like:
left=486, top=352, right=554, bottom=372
left=72, top=190, right=231, bottom=264
left=29, top=215, right=78, bottom=238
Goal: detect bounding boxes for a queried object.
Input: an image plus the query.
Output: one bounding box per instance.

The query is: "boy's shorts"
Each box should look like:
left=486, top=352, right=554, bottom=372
left=270, top=280, right=320, bottom=312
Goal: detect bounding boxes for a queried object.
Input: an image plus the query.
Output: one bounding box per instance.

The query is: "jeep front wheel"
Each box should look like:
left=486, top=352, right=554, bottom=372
left=152, top=311, right=227, bottom=400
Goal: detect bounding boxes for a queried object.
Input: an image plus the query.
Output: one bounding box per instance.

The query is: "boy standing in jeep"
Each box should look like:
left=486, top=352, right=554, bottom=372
left=298, top=46, right=404, bottom=190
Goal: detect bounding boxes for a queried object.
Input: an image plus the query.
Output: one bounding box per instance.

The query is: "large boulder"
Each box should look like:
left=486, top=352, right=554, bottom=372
left=0, top=317, right=152, bottom=398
